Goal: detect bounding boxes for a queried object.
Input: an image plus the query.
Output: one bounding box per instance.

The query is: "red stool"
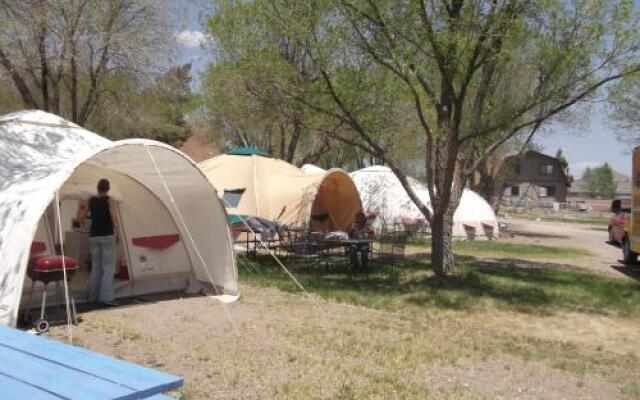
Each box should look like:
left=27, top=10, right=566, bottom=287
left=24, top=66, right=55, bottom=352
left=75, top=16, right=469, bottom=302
left=24, top=256, right=78, bottom=333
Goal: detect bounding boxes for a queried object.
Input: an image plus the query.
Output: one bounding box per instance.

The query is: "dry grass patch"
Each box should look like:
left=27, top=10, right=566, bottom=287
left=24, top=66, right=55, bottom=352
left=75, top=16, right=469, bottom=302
left=46, top=252, right=640, bottom=399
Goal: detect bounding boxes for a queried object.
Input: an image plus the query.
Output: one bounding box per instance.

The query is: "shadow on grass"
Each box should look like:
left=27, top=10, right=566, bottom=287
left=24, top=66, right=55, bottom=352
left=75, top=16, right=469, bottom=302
left=239, top=253, right=640, bottom=317
left=611, top=264, right=640, bottom=282
left=508, top=230, right=570, bottom=240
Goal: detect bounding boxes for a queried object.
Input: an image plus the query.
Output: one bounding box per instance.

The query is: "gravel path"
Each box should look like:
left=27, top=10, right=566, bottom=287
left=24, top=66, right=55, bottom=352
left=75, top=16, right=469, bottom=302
left=504, top=218, right=630, bottom=277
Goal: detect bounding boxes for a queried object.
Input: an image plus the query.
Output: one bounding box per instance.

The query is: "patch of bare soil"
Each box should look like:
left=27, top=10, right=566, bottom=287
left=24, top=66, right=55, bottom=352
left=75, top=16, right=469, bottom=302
left=49, top=284, right=638, bottom=399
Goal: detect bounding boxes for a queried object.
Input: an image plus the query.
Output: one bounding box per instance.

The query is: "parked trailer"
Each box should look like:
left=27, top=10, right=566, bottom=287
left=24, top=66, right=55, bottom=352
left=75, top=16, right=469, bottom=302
left=618, top=147, right=640, bottom=264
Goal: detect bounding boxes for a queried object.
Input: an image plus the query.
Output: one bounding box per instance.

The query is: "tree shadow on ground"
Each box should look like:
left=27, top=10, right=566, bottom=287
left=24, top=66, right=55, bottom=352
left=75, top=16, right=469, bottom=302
left=611, top=264, right=640, bottom=282
left=507, top=230, right=569, bottom=239
left=244, top=253, right=640, bottom=317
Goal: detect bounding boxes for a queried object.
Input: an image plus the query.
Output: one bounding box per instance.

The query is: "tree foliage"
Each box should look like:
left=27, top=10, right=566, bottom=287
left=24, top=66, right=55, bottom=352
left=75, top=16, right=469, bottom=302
left=205, top=0, right=341, bottom=165
left=0, top=0, right=175, bottom=126
left=581, top=163, right=617, bottom=198
left=555, top=148, right=568, bottom=171
left=208, top=0, right=640, bottom=275
left=90, top=63, right=196, bottom=145
left=609, top=75, right=640, bottom=149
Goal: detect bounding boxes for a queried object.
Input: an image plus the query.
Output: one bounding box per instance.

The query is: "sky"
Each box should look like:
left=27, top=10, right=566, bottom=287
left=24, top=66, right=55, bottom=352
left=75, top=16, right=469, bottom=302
left=538, top=115, right=633, bottom=179
left=173, top=2, right=636, bottom=179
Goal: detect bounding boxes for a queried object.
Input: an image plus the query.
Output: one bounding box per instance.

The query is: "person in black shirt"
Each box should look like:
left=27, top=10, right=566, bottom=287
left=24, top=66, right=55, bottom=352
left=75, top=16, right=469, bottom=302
left=77, top=179, right=120, bottom=306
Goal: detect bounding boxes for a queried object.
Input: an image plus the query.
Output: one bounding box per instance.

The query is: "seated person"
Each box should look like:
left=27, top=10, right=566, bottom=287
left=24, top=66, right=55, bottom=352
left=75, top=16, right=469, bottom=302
left=348, top=212, right=374, bottom=239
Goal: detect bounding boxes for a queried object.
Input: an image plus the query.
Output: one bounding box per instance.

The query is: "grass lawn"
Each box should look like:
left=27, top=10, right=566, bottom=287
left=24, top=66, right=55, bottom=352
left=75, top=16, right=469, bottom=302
left=51, top=241, right=640, bottom=399
left=239, top=252, right=637, bottom=318
left=451, top=241, right=593, bottom=260
left=230, top=248, right=640, bottom=398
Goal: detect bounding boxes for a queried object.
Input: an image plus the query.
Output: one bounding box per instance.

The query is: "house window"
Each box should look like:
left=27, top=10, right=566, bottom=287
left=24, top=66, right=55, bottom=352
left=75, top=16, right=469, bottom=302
left=221, top=188, right=245, bottom=208
left=514, top=163, right=521, bottom=175
left=539, top=164, right=554, bottom=175
left=539, top=186, right=548, bottom=197
left=547, top=186, right=556, bottom=197
left=511, top=186, right=520, bottom=196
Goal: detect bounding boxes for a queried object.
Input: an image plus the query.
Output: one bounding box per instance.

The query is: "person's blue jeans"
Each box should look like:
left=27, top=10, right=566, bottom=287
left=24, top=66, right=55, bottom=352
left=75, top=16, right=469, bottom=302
left=88, top=235, right=115, bottom=303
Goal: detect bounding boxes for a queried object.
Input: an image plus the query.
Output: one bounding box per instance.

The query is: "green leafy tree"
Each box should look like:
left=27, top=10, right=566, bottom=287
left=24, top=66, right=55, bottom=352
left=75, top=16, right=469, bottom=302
left=555, top=149, right=568, bottom=171
left=205, top=1, right=343, bottom=165
left=609, top=75, right=640, bottom=149
left=89, top=64, right=195, bottom=145
left=581, top=164, right=617, bottom=198
left=210, top=0, right=640, bottom=276
left=596, top=163, right=617, bottom=198
left=581, top=167, right=598, bottom=197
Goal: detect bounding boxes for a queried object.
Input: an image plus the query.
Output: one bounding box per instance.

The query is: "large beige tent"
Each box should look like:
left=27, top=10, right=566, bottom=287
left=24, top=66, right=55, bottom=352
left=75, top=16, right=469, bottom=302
left=199, top=152, right=362, bottom=231
left=0, top=110, right=238, bottom=327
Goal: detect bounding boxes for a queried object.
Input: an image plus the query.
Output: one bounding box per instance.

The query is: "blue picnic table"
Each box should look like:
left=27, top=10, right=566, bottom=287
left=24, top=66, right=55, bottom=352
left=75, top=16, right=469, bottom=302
left=0, top=325, right=182, bottom=400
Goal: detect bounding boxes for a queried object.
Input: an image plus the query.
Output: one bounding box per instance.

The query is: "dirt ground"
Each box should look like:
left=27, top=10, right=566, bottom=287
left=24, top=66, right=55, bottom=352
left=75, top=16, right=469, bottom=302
left=47, top=219, right=640, bottom=400
left=50, top=284, right=639, bottom=400
left=503, top=218, right=628, bottom=277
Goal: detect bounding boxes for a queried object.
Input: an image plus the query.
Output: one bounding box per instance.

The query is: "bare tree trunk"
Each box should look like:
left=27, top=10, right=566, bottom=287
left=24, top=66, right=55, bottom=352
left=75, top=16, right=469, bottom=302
left=37, top=26, right=50, bottom=111
left=431, top=208, right=456, bottom=277
left=278, top=120, right=286, bottom=159
left=0, top=47, right=38, bottom=108
left=285, top=112, right=302, bottom=163
left=70, top=48, right=78, bottom=122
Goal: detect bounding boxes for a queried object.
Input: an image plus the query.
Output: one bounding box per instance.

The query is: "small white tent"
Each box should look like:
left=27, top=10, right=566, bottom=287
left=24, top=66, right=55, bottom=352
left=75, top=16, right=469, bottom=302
left=0, top=110, right=238, bottom=327
left=350, top=166, right=499, bottom=239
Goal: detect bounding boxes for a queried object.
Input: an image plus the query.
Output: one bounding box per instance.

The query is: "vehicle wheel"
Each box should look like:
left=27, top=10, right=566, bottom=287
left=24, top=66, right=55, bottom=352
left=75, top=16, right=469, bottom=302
left=623, top=237, right=638, bottom=265
left=35, top=319, right=50, bottom=334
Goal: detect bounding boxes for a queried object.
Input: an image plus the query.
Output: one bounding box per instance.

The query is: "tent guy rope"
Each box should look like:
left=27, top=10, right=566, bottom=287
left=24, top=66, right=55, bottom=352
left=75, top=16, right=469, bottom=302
left=144, top=145, right=240, bottom=335
left=54, top=190, right=73, bottom=343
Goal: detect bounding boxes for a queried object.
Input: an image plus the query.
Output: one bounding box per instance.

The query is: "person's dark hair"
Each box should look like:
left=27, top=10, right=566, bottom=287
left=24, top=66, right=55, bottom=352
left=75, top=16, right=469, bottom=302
left=97, top=178, right=110, bottom=193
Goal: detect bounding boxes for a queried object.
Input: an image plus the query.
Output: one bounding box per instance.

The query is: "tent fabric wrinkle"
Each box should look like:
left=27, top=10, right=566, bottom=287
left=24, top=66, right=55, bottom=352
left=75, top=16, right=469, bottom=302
left=0, top=110, right=238, bottom=327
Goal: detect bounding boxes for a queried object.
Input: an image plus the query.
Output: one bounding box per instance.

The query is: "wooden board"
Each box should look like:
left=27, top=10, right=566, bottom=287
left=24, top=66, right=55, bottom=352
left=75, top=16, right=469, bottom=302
left=0, top=325, right=182, bottom=400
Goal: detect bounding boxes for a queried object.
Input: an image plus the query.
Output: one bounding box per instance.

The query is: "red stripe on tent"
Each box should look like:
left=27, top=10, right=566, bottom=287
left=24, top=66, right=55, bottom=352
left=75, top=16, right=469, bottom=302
left=131, top=234, right=180, bottom=250
left=30, top=242, right=47, bottom=255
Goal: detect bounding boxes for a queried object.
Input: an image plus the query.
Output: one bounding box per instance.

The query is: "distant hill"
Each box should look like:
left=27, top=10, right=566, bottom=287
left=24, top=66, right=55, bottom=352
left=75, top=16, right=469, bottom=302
left=178, top=126, right=221, bottom=162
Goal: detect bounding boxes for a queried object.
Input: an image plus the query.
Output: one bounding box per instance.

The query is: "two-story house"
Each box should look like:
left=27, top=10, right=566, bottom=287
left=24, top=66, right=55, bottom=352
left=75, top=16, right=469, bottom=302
left=500, top=150, right=570, bottom=203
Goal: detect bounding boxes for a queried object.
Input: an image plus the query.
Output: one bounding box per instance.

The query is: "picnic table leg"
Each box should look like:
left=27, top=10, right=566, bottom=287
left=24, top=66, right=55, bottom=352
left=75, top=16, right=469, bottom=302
left=349, top=245, right=357, bottom=278
left=362, top=245, right=369, bottom=277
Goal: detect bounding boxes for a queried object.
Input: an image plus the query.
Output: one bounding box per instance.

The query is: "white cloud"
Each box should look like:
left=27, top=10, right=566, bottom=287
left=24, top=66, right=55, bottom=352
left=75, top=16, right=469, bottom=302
left=175, top=30, right=207, bottom=48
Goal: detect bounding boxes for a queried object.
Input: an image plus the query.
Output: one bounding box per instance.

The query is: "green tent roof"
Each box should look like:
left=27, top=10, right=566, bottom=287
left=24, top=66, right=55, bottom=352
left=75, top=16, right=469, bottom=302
left=226, top=146, right=269, bottom=156
left=226, top=214, right=248, bottom=225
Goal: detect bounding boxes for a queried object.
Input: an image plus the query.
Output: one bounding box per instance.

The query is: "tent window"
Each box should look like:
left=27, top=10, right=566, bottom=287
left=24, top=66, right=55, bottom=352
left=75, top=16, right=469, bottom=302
left=222, top=188, right=245, bottom=208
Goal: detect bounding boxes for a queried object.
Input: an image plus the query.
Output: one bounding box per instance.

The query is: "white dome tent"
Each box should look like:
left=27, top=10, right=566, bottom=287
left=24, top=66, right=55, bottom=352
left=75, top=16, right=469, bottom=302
left=0, top=110, right=238, bottom=327
left=349, top=166, right=499, bottom=239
